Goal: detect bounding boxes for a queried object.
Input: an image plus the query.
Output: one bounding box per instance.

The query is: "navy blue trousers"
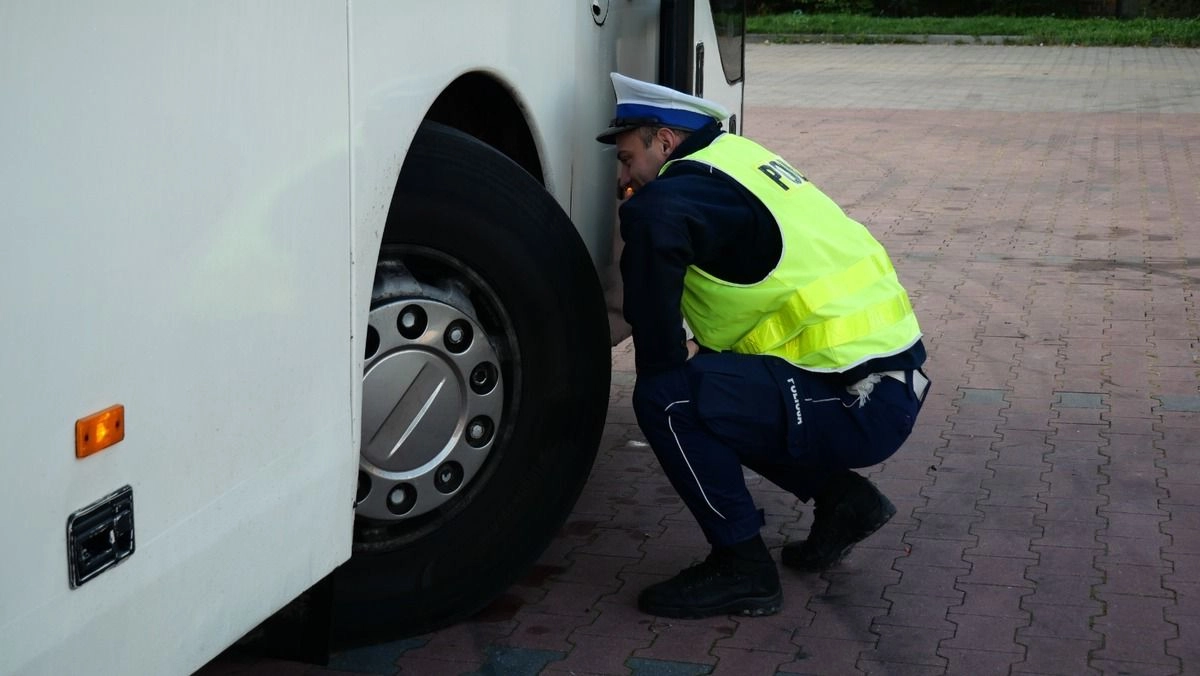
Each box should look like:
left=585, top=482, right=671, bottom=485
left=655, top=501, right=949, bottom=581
left=632, top=353, right=927, bottom=547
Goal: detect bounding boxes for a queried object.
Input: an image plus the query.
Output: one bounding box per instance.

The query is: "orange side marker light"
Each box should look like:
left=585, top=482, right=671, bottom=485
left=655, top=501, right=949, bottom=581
left=76, top=405, right=125, bottom=458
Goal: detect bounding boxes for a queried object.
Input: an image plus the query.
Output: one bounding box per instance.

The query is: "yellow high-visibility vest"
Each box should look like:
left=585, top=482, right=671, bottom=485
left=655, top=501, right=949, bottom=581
left=665, top=134, right=921, bottom=372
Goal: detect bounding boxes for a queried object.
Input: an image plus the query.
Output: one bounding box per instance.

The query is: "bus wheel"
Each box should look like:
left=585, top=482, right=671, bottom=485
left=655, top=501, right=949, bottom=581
left=332, top=121, right=610, bottom=640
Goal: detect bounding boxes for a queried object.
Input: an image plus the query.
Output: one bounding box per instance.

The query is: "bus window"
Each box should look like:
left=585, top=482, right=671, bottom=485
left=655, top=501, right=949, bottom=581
left=711, top=0, right=745, bottom=84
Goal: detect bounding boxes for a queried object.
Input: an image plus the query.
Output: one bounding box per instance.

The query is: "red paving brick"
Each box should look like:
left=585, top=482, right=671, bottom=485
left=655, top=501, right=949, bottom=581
left=199, top=43, right=1200, bottom=676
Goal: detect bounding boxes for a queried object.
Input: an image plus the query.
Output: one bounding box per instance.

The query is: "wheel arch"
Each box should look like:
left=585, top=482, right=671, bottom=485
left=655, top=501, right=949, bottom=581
left=423, top=71, right=544, bottom=185
left=377, top=72, right=552, bottom=251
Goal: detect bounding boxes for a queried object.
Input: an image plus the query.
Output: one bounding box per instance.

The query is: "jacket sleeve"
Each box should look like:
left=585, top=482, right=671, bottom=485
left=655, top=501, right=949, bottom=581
left=618, top=177, right=727, bottom=375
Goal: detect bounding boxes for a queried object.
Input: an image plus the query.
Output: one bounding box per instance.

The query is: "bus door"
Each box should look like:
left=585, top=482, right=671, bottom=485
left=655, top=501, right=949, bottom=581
left=659, top=0, right=746, bottom=134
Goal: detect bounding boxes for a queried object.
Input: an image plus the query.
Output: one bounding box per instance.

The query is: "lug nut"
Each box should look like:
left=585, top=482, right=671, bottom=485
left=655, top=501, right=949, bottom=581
left=397, top=305, right=427, bottom=340
left=469, top=362, right=498, bottom=394
left=465, top=416, right=494, bottom=448
left=386, top=484, right=417, bottom=515
left=434, top=462, right=464, bottom=493
left=444, top=320, right=473, bottom=353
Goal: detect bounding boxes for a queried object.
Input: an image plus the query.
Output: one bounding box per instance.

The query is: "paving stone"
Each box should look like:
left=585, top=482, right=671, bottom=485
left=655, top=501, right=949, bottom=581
left=571, top=600, right=656, bottom=641
left=1095, top=562, right=1173, bottom=598
left=1096, top=535, right=1169, bottom=567
left=959, top=388, right=1009, bottom=405
left=555, top=552, right=642, bottom=587
left=1012, top=636, right=1102, bottom=676
left=887, top=562, right=969, bottom=601
left=500, top=610, right=592, bottom=653
left=625, top=657, right=713, bottom=676
left=857, top=660, right=946, bottom=676
left=966, top=528, right=1040, bottom=560
left=1051, top=434, right=1113, bottom=460
left=973, top=505, right=1042, bottom=531
left=327, top=638, right=425, bottom=673
left=916, top=491, right=984, bottom=516
left=861, top=625, right=953, bottom=668
left=813, top=568, right=898, bottom=609
left=958, top=555, right=1035, bottom=588
left=464, top=645, right=566, bottom=676
left=907, top=511, right=979, bottom=541
left=942, top=612, right=1028, bottom=654
left=1091, top=595, right=1179, bottom=668
left=632, top=621, right=732, bottom=666
left=875, top=592, right=960, bottom=630
left=405, top=619, right=516, bottom=656
left=1019, top=601, right=1104, bottom=641
left=937, top=647, right=1024, bottom=675
left=1087, top=661, right=1180, bottom=676
left=1037, top=498, right=1106, bottom=524
left=797, top=603, right=883, bottom=642
left=549, top=636, right=651, bottom=675
left=1102, top=512, right=1169, bottom=539
left=779, top=636, right=873, bottom=675
left=951, top=582, right=1032, bottom=620
left=390, top=656, right=484, bottom=676
left=1020, top=573, right=1102, bottom=607
left=709, top=647, right=794, bottom=675
left=1029, top=545, right=1102, bottom=577
left=714, top=617, right=799, bottom=653
left=1166, top=614, right=1200, bottom=667
left=1155, top=395, right=1200, bottom=412
left=1054, top=392, right=1107, bottom=409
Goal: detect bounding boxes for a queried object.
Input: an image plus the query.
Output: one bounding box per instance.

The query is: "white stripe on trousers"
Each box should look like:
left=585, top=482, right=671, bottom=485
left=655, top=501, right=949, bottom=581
left=665, top=400, right=727, bottom=520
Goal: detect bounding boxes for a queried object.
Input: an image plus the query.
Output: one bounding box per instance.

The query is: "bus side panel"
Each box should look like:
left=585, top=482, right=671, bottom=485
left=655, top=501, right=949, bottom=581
left=346, top=0, right=579, bottom=401
left=0, top=3, right=355, bottom=674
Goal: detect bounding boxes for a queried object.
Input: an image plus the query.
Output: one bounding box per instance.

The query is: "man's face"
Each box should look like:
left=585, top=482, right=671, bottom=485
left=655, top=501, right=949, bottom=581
left=615, top=128, right=671, bottom=196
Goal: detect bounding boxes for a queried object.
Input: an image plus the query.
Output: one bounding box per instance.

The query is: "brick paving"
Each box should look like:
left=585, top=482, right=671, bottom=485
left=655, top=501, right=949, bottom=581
left=200, top=44, right=1200, bottom=675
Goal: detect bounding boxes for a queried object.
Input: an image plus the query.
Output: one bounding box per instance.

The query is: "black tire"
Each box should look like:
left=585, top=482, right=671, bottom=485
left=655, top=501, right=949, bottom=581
left=331, top=122, right=610, bottom=641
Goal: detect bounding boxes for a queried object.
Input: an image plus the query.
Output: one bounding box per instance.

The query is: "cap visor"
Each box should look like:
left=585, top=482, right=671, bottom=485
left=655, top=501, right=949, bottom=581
left=595, top=123, right=640, bottom=144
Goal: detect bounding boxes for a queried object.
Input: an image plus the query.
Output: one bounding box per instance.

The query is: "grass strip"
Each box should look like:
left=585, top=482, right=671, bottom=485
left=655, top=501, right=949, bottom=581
left=747, top=14, right=1200, bottom=47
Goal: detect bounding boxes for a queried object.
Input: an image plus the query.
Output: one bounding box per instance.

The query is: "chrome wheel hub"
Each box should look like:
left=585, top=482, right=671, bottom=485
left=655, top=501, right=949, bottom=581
left=357, top=282, right=504, bottom=522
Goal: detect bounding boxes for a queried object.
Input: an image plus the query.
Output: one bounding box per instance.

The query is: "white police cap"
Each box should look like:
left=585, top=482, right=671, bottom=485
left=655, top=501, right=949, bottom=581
left=596, top=72, right=731, bottom=144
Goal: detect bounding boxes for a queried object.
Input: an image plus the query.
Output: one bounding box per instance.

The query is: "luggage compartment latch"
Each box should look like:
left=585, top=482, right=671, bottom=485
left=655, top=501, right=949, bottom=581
left=67, top=485, right=135, bottom=588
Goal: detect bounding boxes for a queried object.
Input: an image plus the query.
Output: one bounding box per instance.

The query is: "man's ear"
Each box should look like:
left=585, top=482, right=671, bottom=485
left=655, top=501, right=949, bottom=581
left=656, top=128, right=677, bottom=154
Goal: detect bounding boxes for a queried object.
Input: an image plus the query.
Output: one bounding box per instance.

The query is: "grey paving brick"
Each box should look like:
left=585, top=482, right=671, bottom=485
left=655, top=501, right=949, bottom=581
left=1020, top=601, right=1104, bottom=642
left=959, top=555, right=1036, bottom=589
left=626, top=657, right=713, bottom=676
left=632, top=621, right=730, bottom=666
left=937, top=648, right=1024, bottom=675
left=779, top=636, right=873, bottom=675
left=1054, top=392, right=1107, bottom=409
left=1092, top=595, right=1179, bottom=668
left=858, top=660, right=946, bottom=676
left=1087, top=661, right=1180, bottom=676
left=1013, top=636, right=1102, bottom=676
left=328, top=638, right=426, bottom=673
left=465, top=645, right=566, bottom=676
left=959, top=388, right=1009, bottom=405
left=862, top=625, right=952, bottom=669
left=710, top=647, right=794, bottom=676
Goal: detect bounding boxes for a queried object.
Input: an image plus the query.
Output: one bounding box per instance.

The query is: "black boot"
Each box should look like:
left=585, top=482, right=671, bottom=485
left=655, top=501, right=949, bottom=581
left=638, top=535, right=782, bottom=618
left=782, top=471, right=896, bottom=572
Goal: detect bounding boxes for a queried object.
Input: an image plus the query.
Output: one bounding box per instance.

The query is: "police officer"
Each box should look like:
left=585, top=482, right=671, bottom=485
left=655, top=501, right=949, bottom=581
left=596, top=73, right=929, bottom=619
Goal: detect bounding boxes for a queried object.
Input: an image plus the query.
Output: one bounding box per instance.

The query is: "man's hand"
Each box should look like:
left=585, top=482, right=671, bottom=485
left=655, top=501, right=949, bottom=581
left=685, top=339, right=699, bottom=360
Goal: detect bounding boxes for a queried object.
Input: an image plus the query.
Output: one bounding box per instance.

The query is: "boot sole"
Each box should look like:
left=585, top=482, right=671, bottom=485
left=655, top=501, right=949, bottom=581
left=638, top=590, right=783, bottom=619
left=781, top=497, right=897, bottom=572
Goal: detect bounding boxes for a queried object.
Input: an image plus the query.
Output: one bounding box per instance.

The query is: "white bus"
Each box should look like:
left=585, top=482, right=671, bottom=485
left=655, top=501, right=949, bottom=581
left=0, top=2, right=745, bottom=674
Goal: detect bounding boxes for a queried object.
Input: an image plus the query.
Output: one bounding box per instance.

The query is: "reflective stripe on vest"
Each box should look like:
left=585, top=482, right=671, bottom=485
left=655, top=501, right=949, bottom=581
left=663, top=134, right=921, bottom=372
